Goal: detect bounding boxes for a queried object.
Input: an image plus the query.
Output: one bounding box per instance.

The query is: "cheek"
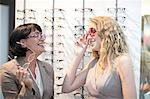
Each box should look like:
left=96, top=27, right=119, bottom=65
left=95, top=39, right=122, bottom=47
left=91, top=40, right=100, bottom=51
left=95, top=37, right=101, bottom=49
left=95, top=36, right=101, bottom=44
left=96, top=41, right=101, bottom=49
left=26, top=40, right=38, bottom=48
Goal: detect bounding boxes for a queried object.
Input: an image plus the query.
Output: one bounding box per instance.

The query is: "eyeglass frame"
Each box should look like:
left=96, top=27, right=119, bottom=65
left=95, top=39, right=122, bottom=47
left=26, top=32, right=45, bottom=39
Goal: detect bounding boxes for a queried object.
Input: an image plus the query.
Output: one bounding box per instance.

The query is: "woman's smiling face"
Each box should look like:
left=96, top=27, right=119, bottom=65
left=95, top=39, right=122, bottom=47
left=89, top=22, right=102, bottom=52
left=25, top=29, right=46, bottom=54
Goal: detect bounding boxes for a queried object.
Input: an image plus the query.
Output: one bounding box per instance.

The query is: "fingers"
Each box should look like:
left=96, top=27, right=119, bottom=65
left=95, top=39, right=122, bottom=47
left=75, top=41, right=83, bottom=48
left=76, top=34, right=89, bottom=46
left=16, top=66, right=33, bottom=90
left=16, top=66, right=29, bottom=81
left=76, top=27, right=96, bottom=46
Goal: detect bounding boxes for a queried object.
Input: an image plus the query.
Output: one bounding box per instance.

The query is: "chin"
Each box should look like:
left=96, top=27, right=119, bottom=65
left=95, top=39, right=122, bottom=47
left=35, top=49, right=45, bottom=55
left=41, top=48, right=46, bottom=52
left=40, top=49, right=45, bottom=53
left=92, top=47, right=99, bottom=51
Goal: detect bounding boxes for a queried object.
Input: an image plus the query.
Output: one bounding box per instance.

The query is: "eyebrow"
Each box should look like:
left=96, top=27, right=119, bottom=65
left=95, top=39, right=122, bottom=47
left=31, top=31, right=41, bottom=34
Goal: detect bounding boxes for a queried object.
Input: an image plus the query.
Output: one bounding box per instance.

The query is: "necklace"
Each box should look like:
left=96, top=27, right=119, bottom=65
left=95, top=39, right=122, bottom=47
left=95, top=63, right=108, bottom=80
left=95, top=64, right=102, bottom=82
left=100, top=66, right=105, bottom=70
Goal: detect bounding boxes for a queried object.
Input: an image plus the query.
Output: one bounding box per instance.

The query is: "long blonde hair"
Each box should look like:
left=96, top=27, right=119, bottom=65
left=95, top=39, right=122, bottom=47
left=90, top=16, right=128, bottom=72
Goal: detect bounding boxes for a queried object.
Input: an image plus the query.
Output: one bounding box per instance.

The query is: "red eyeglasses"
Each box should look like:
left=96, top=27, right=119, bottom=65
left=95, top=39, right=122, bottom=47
left=87, top=28, right=96, bottom=37
left=79, top=28, right=96, bottom=42
left=89, top=28, right=96, bottom=33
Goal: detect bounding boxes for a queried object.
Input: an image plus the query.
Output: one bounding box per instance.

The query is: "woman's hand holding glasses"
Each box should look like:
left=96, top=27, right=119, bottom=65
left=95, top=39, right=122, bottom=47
left=15, top=53, right=35, bottom=96
left=16, top=66, right=33, bottom=90
left=75, top=28, right=96, bottom=56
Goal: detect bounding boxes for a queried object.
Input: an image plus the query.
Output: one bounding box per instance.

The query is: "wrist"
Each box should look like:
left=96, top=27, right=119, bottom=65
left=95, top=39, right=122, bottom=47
left=24, top=78, right=33, bottom=91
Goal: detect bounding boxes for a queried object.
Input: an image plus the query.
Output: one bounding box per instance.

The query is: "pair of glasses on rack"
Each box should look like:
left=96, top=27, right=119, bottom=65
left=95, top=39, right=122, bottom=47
left=56, top=67, right=63, bottom=70
left=43, top=51, right=65, bottom=60
left=107, top=7, right=127, bottom=31
left=44, top=57, right=64, bottom=61
left=55, top=67, right=64, bottom=73
left=16, top=17, right=37, bottom=23
left=74, top=25, right=95, bottom=35
left=45, top=8, right=65, bottom=12
left=43, top=33, right=65, bottom=39
left=16, top=17, right=36, bottom=21
left=17, top=9, right=36, bottom=13
left=44, top=25, right=64, bottom=31
left=107, top=8, right=126, bottom=14
left=51, top=50, right=64, bottom=55
left=55, top=75, right=63, bottom=81
left=74, top=25, right=96, bottom=33
left=74, top=25, right=86, bottom=32
left=75, top=8, right=93, bottom=12
left=74, top=8, right=96, bottom=17
left=17, top=9, right=36, bottom=19
left=112, top=16, right=126, bottom=24
left=54, top=85, right=63, bottom=95
left=44, top=16, right=65, bottom=22
left=56, top=76, right=63, bottom=80
left=43, top=41, right=64, bottom=47
left=46, top=59, right=64, bottom=63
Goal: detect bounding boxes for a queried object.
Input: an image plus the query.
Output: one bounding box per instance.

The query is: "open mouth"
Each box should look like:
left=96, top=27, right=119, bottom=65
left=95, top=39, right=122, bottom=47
left=37, top=42, right=45, bottom=47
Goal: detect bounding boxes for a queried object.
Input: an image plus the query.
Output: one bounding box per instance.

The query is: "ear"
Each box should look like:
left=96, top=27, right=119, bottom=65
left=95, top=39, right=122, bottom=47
left=16, top=39, right=27, bottom=48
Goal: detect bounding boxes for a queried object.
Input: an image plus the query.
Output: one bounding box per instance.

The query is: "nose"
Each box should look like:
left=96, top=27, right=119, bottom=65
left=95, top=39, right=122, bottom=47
left=90, top=38, right=96, bottom=42
left=40, top=34, right=46, bottom=40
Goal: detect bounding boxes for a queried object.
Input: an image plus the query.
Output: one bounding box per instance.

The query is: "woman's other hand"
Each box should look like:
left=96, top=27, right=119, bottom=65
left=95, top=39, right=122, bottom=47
left=140, top=83, right=150, bottom=93
left=75, top=34, right=92, bottom=56
left=16, top=66, right=33, bottom=91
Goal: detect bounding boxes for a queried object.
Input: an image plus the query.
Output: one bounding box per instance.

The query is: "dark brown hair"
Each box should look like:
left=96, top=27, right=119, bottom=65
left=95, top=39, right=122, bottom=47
left=9, top=23, right=42, bottom=58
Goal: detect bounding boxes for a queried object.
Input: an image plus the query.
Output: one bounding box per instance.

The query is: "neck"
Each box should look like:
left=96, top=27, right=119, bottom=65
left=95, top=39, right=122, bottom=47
left=25, top=51, right=37, bottom=73
left=97, top=58, right=108, bottom=73
left=29, top=61, right=36, bottom=74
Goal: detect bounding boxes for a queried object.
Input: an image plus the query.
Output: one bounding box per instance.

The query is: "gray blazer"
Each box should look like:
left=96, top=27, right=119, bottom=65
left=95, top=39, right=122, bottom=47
left=0, top=58, right=54, bottom=99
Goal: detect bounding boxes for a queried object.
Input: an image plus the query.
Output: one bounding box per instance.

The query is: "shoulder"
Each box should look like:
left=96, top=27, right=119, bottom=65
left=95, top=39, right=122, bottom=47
left=0, top=60, right=19, bottom=84
left=0, top=59, right=18, bottom=75
left=115, top=54, right=133, bottom=80
left=37, top=60, right=54, bottom=74
left=121, top=54, right=131, bottom=63
left=116, top=54, right=132, bottom=69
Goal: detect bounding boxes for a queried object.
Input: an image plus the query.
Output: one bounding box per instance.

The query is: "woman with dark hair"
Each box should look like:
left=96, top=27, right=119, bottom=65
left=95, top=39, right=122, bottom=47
left=62, top=16, right=137, bottom=99
left=0, top=23, right=54, bottom=99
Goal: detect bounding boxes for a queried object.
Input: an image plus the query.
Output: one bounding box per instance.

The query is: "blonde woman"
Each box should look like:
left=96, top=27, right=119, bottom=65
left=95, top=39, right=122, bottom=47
left=62, top=16, right=137, bottom=99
